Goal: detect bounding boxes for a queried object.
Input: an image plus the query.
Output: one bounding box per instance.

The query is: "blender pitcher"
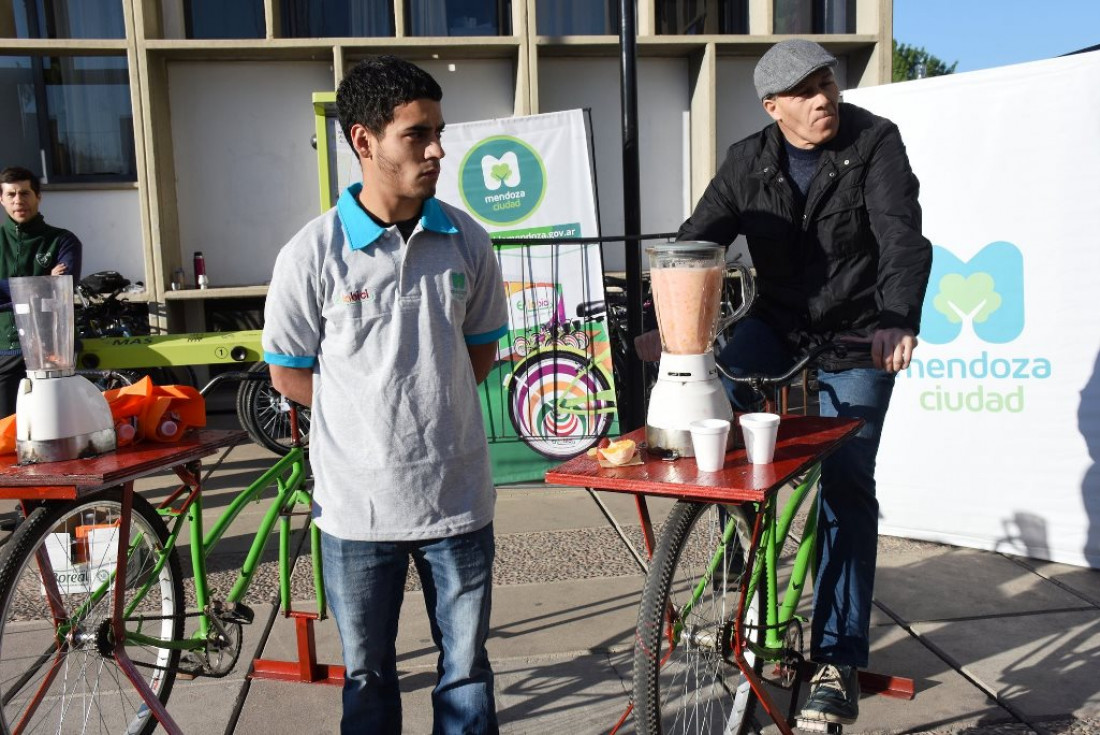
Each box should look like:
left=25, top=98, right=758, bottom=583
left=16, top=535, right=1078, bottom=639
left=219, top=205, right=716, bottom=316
left=11, top=276, right=116, bottom=464
left=644, top=242, right=746, bottom=458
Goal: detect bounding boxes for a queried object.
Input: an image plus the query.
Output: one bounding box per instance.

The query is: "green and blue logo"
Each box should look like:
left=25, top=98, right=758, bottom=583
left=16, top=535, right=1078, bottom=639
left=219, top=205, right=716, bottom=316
left=459, top=136, right=547, bottom=226
left=922, top=242, right=1024, bottom=344
left=907, top=241, right=1050, bottom=414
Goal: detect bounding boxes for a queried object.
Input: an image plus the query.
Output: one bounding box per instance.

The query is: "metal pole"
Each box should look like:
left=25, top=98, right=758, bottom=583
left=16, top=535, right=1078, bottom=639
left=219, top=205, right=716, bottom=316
left=619, top=0, right=645, bottom=432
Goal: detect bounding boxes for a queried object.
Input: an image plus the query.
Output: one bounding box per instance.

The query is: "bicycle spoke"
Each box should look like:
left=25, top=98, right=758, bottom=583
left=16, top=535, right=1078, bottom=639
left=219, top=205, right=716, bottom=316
left=0, top=491, right=184, bottom=734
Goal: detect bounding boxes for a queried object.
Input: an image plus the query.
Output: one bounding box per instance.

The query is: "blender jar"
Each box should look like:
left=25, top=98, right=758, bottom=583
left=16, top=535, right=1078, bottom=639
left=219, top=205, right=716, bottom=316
left=10, top=276, right=76, bottom=376
left=646, top=242, right=726, bottom=355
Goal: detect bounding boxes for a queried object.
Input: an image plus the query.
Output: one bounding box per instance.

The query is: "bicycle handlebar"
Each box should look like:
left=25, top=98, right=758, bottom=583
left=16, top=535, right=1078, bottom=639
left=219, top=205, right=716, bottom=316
left=715, top=340, right=871, bottom=389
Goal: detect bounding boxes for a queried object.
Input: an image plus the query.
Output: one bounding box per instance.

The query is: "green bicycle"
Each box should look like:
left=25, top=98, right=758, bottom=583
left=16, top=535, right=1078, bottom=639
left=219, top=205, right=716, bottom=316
left=632, top=342, right=866, bottom=735
left=0, top=404, right=315, bottom=734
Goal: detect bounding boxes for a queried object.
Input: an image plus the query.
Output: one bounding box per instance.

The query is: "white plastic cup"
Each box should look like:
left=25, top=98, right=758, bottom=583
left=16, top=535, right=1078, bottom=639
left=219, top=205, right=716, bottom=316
left=689, top=418, right=731, bottom=472
left=739, top=413, right=781, bottom=464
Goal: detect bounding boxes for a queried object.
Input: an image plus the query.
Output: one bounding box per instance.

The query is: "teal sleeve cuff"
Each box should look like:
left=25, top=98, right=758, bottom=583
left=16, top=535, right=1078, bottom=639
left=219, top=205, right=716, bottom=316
left=263, top=351, right=316, bottom=368
left=465, top=324, right=508, bottom=346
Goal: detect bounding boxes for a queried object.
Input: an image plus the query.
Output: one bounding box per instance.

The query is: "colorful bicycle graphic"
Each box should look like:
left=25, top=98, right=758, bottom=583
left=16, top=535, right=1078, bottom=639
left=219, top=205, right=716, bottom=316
left=499, top=283, right=619, bottom=461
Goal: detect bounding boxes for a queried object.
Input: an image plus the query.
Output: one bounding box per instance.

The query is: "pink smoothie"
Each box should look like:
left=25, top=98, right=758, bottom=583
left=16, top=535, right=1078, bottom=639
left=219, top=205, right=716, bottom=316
left=651, top=265, right=724, bottom=354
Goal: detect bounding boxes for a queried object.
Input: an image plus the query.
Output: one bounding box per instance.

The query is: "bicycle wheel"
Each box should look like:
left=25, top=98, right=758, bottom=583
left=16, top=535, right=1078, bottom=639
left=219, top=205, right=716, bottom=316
left=0, top=488, right=184, bottom=735
left=634, top=502, right=762, bottom=735
left=507, top=350, right=614, bottom=461
left=236, top=362, right=310, bottom=455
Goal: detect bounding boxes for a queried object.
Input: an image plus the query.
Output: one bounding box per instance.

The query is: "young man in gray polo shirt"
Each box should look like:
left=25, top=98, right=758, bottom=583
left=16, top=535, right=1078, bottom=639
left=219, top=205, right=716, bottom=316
left=263, top=56, right=508, bottom=734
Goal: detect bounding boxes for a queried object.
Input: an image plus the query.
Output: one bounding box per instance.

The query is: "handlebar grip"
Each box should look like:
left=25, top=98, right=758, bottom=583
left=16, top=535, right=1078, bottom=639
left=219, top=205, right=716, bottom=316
left=576, top=300, right=606, bottom=318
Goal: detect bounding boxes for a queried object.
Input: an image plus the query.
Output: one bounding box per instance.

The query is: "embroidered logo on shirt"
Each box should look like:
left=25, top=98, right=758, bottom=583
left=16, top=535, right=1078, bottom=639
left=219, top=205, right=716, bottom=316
left=339, top=288, right=372, bottom=304
left=450, top=272, right=468, bottom=295
left=35, top=253, right=52, bottom=268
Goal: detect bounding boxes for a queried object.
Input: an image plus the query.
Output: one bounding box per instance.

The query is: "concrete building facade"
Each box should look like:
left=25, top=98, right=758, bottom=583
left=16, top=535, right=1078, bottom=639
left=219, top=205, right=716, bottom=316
left=0, top=0, right=892, bottom=331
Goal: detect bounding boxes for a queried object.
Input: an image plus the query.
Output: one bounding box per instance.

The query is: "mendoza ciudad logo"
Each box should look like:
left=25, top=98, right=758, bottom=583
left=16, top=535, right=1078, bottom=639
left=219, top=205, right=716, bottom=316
left=905, top=241, right=1050, bottom=413
left=459, top=135, right=547, bottom=227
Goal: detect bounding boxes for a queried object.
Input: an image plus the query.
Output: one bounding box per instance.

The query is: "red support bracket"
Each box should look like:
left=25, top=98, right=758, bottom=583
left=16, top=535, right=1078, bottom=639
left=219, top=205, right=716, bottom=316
left=858, top=670, right=915, bottom=700
left=250, top=611, right=345, bottom=686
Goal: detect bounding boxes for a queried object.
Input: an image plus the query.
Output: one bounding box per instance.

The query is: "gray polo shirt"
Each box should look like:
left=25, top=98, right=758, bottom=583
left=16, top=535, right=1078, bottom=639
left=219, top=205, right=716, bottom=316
left=262, top=184, right=508, bottom=541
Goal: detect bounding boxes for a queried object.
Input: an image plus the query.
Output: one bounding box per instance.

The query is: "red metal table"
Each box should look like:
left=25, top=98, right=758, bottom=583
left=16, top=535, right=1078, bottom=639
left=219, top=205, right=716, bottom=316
left=546, top=415, right=861, bottom=564
left=0, top=429, right=247, bottom=735
left=545, top=415, right=910, bottom=735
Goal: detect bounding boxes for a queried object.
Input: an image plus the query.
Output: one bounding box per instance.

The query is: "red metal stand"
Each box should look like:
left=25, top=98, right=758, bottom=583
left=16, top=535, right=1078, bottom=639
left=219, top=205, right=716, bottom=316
left=250, top=611, right=345, bottom=685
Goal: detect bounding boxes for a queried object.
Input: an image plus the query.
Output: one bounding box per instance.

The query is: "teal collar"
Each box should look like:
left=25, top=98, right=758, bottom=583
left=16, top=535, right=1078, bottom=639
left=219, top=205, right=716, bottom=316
left=337, top=183, right=458, bottom=251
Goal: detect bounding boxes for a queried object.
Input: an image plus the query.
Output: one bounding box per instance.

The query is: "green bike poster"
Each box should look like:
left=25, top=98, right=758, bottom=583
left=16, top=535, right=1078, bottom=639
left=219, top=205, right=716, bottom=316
left=436, top=110, right=617, bottom=484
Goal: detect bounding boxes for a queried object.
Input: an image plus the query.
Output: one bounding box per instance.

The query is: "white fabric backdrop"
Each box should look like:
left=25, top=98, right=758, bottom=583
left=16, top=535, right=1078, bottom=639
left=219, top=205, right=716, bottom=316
left=844, top=51, right=1100, bottom=568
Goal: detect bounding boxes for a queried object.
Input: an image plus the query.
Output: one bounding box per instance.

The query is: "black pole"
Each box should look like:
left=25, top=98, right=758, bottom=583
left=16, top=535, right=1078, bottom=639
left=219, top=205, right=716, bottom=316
left=619, top=0, right=645, bottom=432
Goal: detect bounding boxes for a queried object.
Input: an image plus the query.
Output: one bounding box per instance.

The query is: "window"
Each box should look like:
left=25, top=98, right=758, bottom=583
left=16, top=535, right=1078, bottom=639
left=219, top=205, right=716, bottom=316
left=656, top=0, right=747, bottom=34
left=184, top=0, right=264, bottom=39
left=774, top=0, right=855, bottom=34
left=0, top=55, right=136, bottom=182
left=282, top=0, right=394, bottom=37
left=407, top=0, right=510, bottom=37
left=537, top=0, right=620, bottom=36
left=3, top=0, right=125, bottom=39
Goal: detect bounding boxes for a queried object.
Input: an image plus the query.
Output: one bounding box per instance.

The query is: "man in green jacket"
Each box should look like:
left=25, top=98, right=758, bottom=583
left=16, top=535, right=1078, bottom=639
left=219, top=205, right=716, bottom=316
left=0, top=166, right=83, bottom=416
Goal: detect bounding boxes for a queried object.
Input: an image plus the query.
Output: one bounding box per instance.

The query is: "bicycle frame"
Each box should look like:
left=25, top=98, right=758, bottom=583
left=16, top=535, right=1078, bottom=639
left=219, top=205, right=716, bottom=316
left=747, top=463, right=822, bottom=656
left=670, top=463, right=823, bottom=662
left=123, top=446, right=316, bottom=653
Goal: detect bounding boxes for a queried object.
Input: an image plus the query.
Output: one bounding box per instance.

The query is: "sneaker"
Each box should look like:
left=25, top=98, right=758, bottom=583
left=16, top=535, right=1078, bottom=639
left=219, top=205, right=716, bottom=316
left=799, top=663, right=860, bottom=725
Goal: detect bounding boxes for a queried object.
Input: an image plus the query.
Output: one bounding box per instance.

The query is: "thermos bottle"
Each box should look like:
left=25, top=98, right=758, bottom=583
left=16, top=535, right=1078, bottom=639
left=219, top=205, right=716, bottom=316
left=193, top=251, right=208, bottom=289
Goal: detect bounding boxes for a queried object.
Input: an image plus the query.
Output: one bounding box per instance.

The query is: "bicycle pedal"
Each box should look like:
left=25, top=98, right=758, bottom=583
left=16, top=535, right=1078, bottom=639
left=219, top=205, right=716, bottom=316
left=795, top=718, right=843, bottom=734
left=176, top=655, right=206, bottom=680
left=220, top=602, right=255, bottom=625
left=209, top=600, right=255, bottom=625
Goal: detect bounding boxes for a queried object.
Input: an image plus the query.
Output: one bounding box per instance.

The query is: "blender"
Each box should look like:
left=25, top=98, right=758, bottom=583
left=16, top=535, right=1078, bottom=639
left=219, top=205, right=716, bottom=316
left=644, top=242, right=752, bottom=458
left=12, top=276, right=116, bottom=464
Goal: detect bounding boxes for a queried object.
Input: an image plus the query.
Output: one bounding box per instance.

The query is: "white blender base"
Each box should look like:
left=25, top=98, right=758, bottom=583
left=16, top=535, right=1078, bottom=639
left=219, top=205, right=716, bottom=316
left=16, top=374, right=117, bottom=464
left=645, top=353, right=736, bottom=458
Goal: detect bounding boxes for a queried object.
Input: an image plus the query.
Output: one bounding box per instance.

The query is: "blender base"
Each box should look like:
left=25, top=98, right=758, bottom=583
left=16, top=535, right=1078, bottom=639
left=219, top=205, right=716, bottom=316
left=644, top=354, right=737, bottom=459
left=17, top=427, right=117, bottom=465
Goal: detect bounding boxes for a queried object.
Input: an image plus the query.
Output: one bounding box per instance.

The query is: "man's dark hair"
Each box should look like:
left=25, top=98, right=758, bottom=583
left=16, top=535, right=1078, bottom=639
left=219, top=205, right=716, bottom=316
left=336, top=55, right=442, bottom=148
left=0, top=167, right=41, bottom=196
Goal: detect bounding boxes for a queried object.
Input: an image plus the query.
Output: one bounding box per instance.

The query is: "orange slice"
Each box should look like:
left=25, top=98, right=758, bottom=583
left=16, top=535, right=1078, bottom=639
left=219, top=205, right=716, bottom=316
left=599, top=439, right=637, bottom=465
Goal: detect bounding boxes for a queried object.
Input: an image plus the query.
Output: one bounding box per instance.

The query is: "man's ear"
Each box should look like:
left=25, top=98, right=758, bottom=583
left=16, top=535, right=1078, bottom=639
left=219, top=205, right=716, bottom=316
left=349, top=124, right=372, bottom=160
left=762, top=98, right=781, bottom=123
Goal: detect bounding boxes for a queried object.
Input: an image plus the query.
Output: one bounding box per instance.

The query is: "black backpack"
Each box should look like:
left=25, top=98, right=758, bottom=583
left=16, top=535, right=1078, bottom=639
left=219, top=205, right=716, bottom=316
left=80, top=271, right=130, bottom=296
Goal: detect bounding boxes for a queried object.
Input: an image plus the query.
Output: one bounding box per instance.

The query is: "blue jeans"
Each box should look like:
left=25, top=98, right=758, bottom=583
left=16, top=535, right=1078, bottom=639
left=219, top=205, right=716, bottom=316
left=718, top=318, right=895, bottom=669
left=321, top=523, right=498, bottom=735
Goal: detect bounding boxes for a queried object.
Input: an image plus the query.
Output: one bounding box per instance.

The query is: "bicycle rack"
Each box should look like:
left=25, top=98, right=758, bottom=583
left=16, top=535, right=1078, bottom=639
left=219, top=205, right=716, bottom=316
left=247, top=405, right=345, bottom=686
left=250, top=609, right=345, bottom=685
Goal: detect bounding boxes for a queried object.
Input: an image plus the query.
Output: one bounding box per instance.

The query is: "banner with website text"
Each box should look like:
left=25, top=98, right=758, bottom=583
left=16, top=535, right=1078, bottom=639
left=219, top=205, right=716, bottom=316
left=433, top=110, right=614, bottom=484
left=844, top=51, right=1100, bottom=568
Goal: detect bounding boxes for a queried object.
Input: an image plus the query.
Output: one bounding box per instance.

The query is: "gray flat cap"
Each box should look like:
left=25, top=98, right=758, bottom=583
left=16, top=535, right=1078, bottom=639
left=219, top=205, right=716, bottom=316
left=754, top=39, right=837, bottom=99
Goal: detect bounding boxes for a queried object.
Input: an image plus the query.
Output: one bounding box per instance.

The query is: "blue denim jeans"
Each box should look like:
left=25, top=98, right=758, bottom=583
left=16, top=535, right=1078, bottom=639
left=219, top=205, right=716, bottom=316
left=321, top=523, right=498, bottom=735
left=718, top=318, right=895, bottom=669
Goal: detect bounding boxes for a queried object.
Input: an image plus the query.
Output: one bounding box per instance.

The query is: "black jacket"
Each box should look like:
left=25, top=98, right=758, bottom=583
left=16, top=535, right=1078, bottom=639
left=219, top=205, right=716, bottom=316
left=679, top=102, right=932, bottom=370
left=0, top=214, right=83, bottom=353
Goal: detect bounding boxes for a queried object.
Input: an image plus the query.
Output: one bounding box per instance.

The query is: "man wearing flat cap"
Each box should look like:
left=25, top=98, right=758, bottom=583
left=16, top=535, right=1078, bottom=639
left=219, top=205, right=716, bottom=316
left=641, top=39, right=932, bottom=724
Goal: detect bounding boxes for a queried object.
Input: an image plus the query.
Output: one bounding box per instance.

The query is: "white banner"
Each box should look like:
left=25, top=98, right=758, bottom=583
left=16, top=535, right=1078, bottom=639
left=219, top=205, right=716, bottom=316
left=844, top=52, right=1100, bottom=568
left=435, top=110, right=614, bottom=480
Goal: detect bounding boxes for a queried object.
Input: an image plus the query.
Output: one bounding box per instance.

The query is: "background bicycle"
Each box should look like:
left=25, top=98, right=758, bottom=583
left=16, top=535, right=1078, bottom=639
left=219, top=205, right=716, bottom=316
left=74, top=272, right=309, bottom=455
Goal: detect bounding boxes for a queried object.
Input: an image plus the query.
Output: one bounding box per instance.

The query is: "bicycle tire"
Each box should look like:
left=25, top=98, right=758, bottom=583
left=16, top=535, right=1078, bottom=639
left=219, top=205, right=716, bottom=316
left=0, top=488, right=184, bottom=735
left=633, top=501, right=763, bottom=735
left=507, top=350, right=613, bottom=461
left=236, top=362, right=310, bottom=455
